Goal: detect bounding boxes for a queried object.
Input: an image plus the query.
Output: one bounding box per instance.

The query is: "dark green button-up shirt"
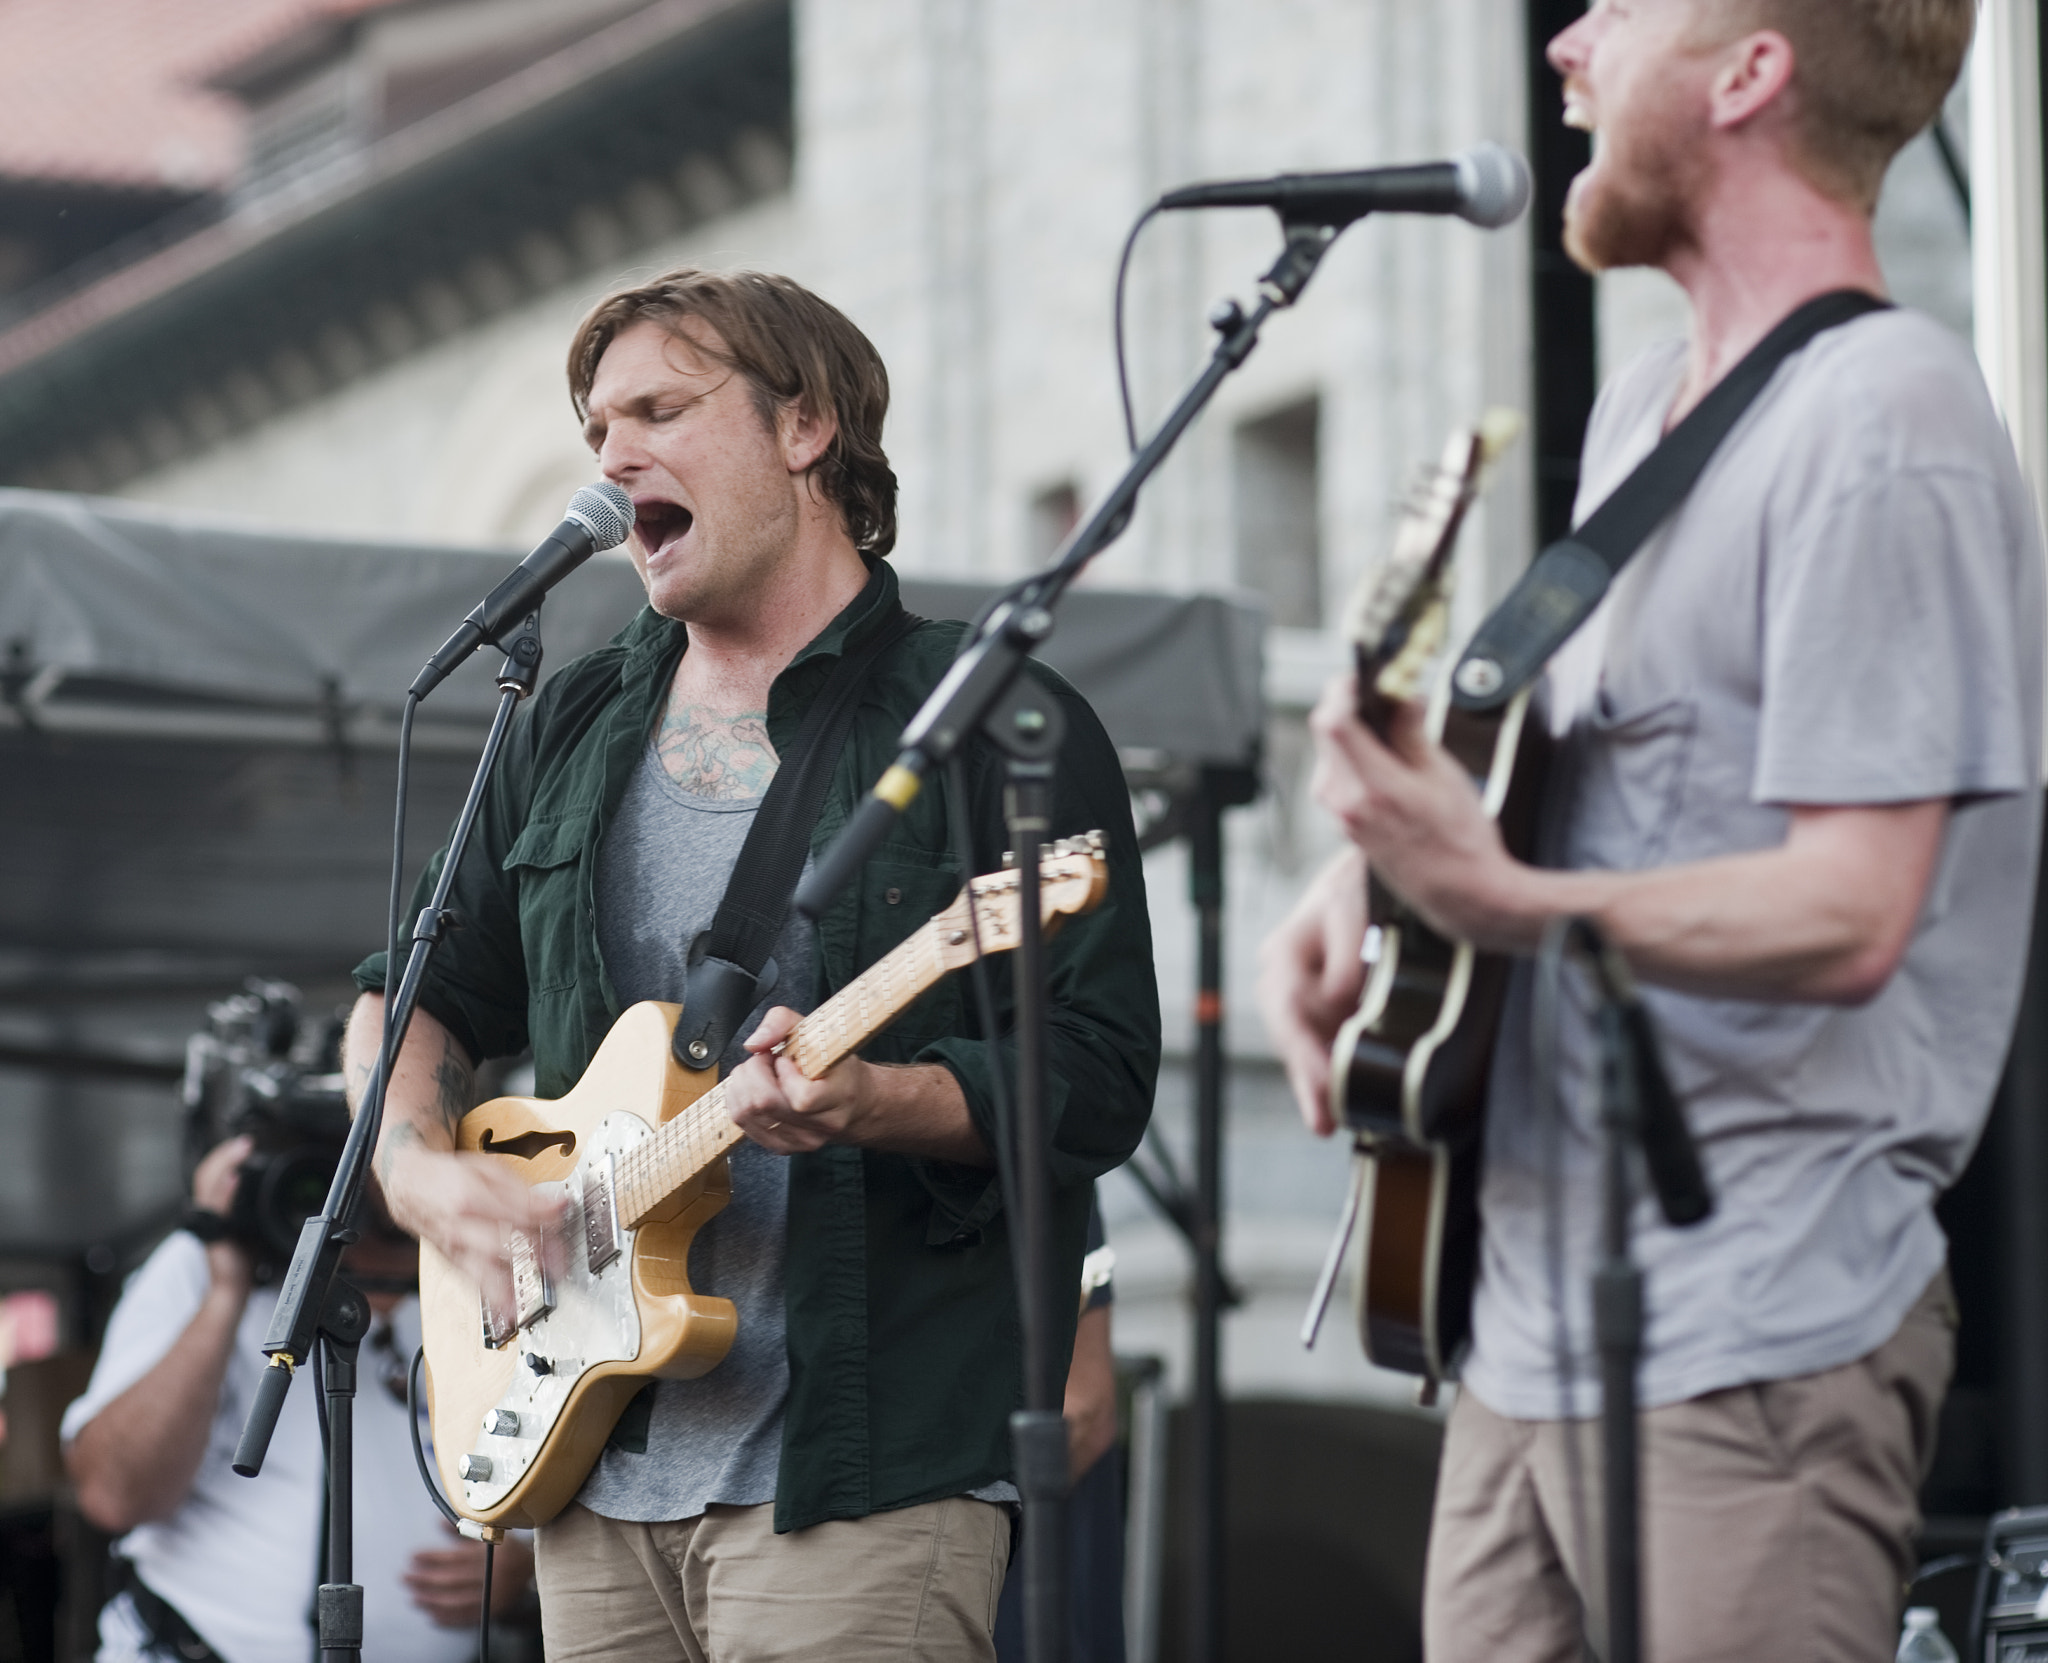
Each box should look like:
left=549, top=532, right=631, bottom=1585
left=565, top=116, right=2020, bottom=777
left=356, top=561, right=1159, bottom=1531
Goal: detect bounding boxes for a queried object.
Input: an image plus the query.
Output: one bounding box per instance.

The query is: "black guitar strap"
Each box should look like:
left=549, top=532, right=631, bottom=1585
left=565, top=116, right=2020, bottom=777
left=1449, top=288, right=1893, bottom=712
left=670, top=590, right=921, bottom=1072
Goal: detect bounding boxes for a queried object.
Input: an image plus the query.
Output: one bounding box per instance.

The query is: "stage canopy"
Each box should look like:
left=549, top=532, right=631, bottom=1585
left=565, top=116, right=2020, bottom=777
left=0, top=487, right=1264, bottom=1256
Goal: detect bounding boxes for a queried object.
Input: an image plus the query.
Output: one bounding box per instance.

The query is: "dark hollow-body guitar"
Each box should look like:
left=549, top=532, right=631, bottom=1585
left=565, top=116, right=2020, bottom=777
left=1319, top=412, right=1543, bottom=1390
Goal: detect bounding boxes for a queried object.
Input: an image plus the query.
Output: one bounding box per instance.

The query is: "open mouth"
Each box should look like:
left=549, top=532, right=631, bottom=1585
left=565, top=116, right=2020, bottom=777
left=634, top=499, right=694, bottom=557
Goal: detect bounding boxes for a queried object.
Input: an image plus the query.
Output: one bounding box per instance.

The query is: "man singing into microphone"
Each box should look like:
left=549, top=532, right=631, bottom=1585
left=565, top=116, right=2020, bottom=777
left=347, top=268, right=1158, bottom=1661
left=1260, top=2, right=2040, bottom=1659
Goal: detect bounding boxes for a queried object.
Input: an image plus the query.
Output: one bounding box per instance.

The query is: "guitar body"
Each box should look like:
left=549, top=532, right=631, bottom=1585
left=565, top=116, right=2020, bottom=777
left=419, top=1001, right=742, bottom=1528
left=1353, top=1139, right=1481, bottom=1379
left=1331, top=693, right=1550, bottom=1383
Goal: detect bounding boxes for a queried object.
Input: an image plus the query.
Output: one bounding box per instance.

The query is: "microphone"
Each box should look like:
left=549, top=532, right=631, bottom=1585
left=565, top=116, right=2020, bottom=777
left=410, top=482, right=634, bottom=699
left=1158, top=141, right=1531, bottom=229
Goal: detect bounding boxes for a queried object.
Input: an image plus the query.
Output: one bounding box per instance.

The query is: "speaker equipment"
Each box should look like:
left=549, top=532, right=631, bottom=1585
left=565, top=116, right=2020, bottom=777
left=1975, top=1507, right=2048, bottom=1661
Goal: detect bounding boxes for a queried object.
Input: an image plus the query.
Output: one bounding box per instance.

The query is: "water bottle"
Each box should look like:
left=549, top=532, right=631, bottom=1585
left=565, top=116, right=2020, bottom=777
left=1896, top=1606, right=1959, bottom=1663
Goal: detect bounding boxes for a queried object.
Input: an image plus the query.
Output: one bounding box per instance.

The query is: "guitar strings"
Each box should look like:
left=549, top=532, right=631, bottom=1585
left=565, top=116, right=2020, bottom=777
left=610, top=912, right=958, bottom=1226
left=603, top=857, right=1071, bottom=1228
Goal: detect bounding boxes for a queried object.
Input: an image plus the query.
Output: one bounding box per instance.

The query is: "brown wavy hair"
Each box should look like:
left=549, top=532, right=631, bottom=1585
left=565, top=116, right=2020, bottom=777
left=567, top=267, right=898, bottom=557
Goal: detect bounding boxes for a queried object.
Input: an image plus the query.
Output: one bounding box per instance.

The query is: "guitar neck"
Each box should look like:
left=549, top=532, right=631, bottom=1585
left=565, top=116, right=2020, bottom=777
left=612, top=915, right=957, bottom=1230
left=1354, top=643, right=1400, bottom=744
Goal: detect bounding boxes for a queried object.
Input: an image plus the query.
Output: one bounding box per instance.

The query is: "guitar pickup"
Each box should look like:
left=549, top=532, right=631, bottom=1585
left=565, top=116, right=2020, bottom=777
left=508, top=1225, right=553, bottom=1330
left=583, top=1155, right=621, bottom=1273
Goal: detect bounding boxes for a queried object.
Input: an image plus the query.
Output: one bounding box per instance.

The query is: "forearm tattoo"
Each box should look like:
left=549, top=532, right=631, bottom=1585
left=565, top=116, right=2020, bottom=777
left=377, top=1121, right=421, bottom=1188
left=433, top=1038, right=475, bottom=1136
left=373, top=1034, right=474, bottom=1186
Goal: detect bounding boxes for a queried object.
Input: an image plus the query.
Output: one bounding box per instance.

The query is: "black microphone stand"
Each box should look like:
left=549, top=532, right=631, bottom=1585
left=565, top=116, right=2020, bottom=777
left=1562, top=919, right=1713, bottom=1663
left=794, top=214, right=1347, bottom=1663
left=232, top=612, right=546, bottom=1663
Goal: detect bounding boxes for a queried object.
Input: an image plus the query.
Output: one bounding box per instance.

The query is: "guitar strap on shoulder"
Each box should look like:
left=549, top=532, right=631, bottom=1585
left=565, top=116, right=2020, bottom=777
left=671, top=596, right=922, bottom=1072
left=1449, top=288, right=1892, bottom=712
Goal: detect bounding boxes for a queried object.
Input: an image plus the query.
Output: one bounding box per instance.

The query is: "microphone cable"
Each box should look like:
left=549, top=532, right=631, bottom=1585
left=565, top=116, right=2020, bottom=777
left=1112, top=202, right=1164, bottom=453
left=409, top=1345, right=496, bottom=1663
left=365, top=690, right=423, bottom=1234
left=939, top=193, right=1160, bottom=656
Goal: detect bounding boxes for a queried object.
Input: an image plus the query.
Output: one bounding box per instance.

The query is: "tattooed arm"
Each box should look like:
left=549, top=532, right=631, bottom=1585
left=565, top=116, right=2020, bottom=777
left=343, top=994, right=564, bottom=1307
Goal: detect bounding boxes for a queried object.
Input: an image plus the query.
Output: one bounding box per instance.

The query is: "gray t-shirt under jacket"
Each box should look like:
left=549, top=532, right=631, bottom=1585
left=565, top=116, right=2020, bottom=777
left=1464, top=309, right=2046, bottom=1420
left=583, top=741, right=814, bottom=1523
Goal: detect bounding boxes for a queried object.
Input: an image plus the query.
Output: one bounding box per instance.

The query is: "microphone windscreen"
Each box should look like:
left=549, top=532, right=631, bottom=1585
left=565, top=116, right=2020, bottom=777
left=1456, top=143, right=1532, bottom=229
left=566, top=481, right=634, bottom=550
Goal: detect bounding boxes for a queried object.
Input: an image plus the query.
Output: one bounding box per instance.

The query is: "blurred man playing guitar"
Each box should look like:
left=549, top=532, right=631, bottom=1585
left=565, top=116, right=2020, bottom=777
left=1260, top=3, right=2042, bottom=1658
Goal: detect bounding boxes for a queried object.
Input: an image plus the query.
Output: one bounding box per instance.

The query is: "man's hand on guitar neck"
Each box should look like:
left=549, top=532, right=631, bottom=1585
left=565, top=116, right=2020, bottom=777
left=1308, top=677, right=1523, bottom=950
left=343, top=994, right=568, bottom=1314
left=725, top=1006, right=992, bottom=1164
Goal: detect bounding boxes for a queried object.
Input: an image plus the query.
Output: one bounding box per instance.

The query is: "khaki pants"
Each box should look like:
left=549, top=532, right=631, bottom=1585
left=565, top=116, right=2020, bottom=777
left=1423, top=1269, right=1956, bottom=1663
left=534, top=1495, right=1011, bottom=1663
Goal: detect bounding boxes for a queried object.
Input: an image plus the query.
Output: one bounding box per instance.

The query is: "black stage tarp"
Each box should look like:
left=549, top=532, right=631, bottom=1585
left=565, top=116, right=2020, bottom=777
left=0, top=487, right=1263, bottom=1254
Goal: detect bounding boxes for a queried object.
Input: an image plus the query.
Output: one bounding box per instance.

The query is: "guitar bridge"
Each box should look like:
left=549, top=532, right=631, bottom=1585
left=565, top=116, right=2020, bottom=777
left=583, top=1155, right=621, bottom=1274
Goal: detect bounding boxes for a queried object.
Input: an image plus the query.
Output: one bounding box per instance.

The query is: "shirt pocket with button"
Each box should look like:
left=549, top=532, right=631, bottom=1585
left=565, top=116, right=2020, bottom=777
left=854, top=852, right=969, bottom=1054
left=1562, top=692, right=1700, bottom=872
left=501, top=815, right=594, bottom=995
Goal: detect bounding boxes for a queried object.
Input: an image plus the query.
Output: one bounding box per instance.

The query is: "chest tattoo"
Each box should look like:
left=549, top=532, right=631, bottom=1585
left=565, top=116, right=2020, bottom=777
left=654, top=699, right=779, bottom=800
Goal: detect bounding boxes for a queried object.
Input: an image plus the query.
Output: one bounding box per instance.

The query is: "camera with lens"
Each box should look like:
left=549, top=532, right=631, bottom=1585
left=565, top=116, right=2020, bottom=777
left=181, top=980, right=350, bottom=1284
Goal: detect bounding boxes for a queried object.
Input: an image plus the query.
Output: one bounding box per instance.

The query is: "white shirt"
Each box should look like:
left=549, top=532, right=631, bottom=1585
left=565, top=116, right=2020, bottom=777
left=61, top=1232, right=477, bottom=1663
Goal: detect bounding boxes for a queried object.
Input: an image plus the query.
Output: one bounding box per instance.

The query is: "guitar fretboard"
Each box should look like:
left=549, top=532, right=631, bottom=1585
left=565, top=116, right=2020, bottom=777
left=611, top=913, right=966, bottom=1230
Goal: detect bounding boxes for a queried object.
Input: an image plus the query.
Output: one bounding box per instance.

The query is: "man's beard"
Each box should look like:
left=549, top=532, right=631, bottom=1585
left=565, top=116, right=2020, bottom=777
left=1561, top=116, right=1704, bottom=273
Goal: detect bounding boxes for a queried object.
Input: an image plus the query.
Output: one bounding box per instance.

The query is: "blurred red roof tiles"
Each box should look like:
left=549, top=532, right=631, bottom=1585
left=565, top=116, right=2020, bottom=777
left=0, top=0, right=401, bottom=193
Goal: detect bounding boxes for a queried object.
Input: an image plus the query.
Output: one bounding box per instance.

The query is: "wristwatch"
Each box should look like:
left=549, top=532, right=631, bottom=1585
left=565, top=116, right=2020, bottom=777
left=179, top=1206, right=233, bottom=1244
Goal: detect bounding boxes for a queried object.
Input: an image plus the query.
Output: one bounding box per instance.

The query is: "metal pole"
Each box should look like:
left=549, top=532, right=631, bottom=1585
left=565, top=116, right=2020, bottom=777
left=997, top=690, right=1071, bottom=1663
left=1187, top=777, right=1227, bottom=1663
left=1998, top=830, right=2048, bottom=1504
left=1594, top=1002, right=1642, bottom=1663
left=1524, top=0, right=1597, bottom=546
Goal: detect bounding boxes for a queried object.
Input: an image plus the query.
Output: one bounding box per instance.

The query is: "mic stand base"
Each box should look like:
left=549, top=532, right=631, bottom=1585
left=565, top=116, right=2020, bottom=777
left=314, top=1276, right=371, bottom=1663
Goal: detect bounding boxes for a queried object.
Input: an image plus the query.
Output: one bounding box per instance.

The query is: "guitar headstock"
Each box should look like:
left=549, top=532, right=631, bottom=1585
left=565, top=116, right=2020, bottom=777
left=1345, top=408, right=1523, bottom=731
left=932, top=831, right=1110, bottom=969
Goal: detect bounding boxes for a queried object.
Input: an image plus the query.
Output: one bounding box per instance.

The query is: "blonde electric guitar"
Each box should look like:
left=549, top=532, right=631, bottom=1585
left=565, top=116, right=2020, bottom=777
left=420, top=833, right=1109, bottom=1527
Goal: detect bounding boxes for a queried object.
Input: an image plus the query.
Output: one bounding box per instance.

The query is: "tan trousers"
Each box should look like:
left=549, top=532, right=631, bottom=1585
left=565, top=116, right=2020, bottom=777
left=1423, top=1269, right=1956, bottom=1663
left=534, top=1495, right=1011, bottom=1663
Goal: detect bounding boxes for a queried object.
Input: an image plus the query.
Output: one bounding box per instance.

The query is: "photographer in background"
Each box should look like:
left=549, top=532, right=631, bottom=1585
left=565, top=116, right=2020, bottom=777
left=61, top=1135, right=533, bottom=1662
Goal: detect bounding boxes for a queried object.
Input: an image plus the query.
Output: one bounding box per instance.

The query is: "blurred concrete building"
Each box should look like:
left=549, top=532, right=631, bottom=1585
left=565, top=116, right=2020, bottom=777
left=0, top=0, right=1981, bottom=1414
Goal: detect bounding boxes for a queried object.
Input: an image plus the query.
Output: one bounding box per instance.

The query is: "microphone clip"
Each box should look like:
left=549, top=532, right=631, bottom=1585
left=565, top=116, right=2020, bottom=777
left=495, top=610, right=546, bottom=699
left=1258, top=221, right=1340, bottom=311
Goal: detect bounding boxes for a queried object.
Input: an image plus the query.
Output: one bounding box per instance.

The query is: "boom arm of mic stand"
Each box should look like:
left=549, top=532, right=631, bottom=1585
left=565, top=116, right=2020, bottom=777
left=794, top=220, right=1340, bottom=923
left=235, top=613, right=547, bottom=1480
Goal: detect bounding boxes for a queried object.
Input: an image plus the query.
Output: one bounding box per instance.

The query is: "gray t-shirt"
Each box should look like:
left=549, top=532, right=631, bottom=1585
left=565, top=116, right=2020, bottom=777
left=582, top=741, right=814, bottom=1522
left=1463, top=309, right=2045, bottom=1419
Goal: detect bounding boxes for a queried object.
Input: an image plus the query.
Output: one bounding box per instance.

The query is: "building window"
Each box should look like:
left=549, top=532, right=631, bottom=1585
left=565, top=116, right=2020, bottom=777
left=1233, top=397, right=1321, bottom=629
left=1027, top=480, right=1081, bottom=565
